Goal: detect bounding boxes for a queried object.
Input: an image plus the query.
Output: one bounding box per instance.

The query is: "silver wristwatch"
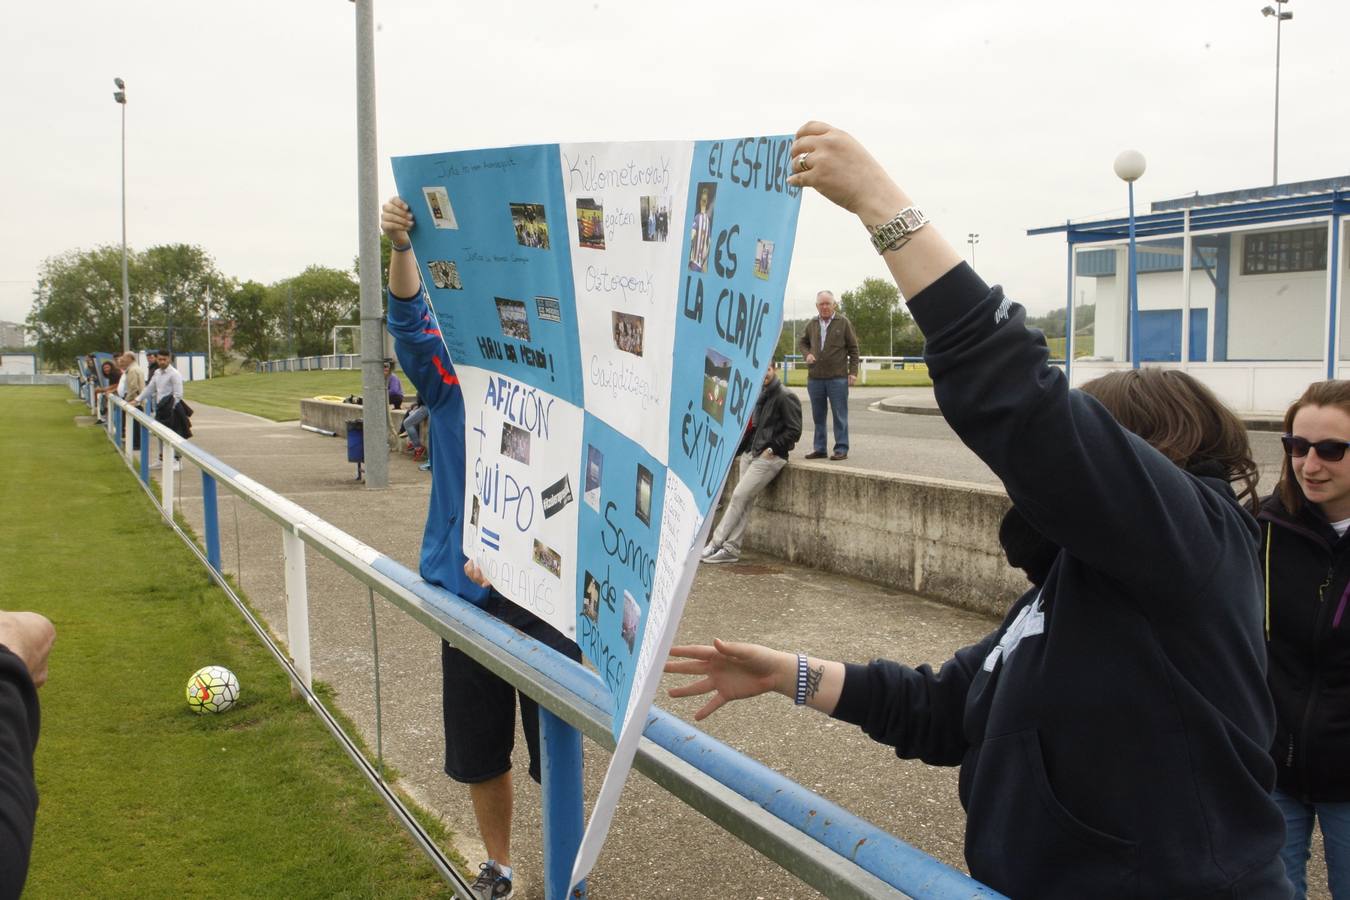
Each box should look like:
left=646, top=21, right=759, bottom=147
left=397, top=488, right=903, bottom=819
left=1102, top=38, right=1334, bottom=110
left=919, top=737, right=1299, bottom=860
left=867, top=207, right=929, bottom=255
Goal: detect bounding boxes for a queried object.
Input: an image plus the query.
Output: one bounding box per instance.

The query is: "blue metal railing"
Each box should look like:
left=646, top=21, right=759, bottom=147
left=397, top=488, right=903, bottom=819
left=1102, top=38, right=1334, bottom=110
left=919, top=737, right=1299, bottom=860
left=98, top=392, right=1002, bottom=900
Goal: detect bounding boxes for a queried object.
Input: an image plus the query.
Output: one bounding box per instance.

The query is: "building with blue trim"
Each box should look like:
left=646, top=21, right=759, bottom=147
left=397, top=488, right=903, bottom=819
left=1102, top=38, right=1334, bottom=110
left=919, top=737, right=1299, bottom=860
left=1030, top=177, right=1349, bottom=413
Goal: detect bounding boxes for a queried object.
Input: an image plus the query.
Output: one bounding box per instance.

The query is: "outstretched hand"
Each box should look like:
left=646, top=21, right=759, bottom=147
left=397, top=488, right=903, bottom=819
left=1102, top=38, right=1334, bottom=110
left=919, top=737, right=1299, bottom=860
left=664, top=639, right=792, bottom=721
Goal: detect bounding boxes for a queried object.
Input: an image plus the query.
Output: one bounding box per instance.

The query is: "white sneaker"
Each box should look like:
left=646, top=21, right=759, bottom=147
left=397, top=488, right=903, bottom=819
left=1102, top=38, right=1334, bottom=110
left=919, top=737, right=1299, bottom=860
left=700, top=543, right=719, bottom=559
left=703, top=548, right=739, bottom=564
left=172, top=460, right=182, bottom=471
left=149, top=461, right=162, bottom=469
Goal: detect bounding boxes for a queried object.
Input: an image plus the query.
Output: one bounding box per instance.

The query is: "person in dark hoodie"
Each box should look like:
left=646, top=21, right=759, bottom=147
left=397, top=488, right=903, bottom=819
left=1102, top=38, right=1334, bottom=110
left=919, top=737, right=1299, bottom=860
left=1260, top=380, right=1350, bottom=899
left=701, top=362, right=802, bottom=564
left=666, top=121, right=1291, bottom=898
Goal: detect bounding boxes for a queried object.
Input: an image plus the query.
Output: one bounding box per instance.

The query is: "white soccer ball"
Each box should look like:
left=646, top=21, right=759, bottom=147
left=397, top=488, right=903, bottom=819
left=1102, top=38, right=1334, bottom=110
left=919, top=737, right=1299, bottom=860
left=186, top=666, right=240, bottom=715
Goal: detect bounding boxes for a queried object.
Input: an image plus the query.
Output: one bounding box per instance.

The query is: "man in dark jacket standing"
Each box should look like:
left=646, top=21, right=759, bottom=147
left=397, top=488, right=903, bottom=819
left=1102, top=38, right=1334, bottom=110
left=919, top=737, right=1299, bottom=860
left=702, top=364, right=802, bottom=564
left=798, top=290, right=859, bottom=460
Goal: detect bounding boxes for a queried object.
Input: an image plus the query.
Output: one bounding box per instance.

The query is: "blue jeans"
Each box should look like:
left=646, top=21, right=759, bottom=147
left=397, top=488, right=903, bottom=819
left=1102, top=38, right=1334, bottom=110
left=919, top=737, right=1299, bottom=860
left=403, top=405, right=428, bottom=450
left=806, top=377, right=849, bottom=454
left=1273, top=787, right=1350, bottom=899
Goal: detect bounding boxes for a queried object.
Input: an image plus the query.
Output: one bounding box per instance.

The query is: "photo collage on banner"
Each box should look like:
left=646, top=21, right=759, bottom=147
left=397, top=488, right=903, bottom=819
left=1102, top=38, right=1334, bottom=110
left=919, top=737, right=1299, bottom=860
left=392, top=135, right=801, bottom=884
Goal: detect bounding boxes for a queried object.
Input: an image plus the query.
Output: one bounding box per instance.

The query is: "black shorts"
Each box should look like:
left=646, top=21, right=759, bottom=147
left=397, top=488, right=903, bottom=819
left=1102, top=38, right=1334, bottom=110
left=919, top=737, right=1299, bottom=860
left=442, top=592, right=581, bottom=785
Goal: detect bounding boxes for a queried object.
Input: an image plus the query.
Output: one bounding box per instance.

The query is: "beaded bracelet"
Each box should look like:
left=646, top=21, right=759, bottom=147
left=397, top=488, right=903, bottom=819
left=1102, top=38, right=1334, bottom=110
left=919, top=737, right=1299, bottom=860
left=794, top=653, right=808, bottom=705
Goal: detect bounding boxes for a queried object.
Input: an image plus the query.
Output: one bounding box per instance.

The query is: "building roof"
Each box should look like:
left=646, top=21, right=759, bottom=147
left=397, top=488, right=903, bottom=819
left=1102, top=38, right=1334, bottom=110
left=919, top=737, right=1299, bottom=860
left=1029, top=176, right=1350, bottom=245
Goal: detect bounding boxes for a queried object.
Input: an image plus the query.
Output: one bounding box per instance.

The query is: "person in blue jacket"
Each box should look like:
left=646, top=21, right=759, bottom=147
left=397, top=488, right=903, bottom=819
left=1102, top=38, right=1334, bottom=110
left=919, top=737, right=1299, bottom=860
left=666, top=122, right=1292, bottom=898
left=381, top=196, right=580, bottom=900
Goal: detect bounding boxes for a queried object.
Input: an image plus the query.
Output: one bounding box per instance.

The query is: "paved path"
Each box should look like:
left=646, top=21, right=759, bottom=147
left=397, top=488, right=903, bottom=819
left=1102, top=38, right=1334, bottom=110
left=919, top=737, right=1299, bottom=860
left=167, top=402, right=993, bottom=899
left=786, top=385, right=1288, bottom=492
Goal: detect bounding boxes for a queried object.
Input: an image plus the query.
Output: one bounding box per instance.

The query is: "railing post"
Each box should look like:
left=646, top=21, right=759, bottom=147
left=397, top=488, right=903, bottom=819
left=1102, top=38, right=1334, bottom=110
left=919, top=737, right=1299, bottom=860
left=202, top=472, right=221, bottom=572
left=282, top=526, right=313, bottom=693
left=160, top=438, right=175, bottom=514
left=139, top=423, right=150, bottom=484
left=125, top=409, right=137, bottom=466
left=540, top=708, right=586, bottom=900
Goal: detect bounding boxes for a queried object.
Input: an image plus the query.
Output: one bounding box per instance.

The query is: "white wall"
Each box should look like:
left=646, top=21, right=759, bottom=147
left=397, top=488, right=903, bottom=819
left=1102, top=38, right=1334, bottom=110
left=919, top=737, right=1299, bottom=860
left=1225, top=240, right=1326, bottom=361
left=0, top=353, right=36, bottom=375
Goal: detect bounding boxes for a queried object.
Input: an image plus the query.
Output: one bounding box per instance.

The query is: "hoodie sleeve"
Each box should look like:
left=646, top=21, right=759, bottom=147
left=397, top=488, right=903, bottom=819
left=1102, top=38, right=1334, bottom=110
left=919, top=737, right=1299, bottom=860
left=386, top=285, right=459, bottom=411
left=0, top=648, right=38, bottom=898
left=831, top=631, right=998, bottom=766
left=908, top=264, right=1247, bottom=601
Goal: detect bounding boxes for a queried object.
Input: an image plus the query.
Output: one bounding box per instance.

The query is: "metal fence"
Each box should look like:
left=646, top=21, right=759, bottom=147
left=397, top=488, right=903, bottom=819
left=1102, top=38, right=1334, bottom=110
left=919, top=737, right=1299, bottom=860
left=256, top=354, right=361, bottom=373
left=91, top=386, right=1001, bottom=900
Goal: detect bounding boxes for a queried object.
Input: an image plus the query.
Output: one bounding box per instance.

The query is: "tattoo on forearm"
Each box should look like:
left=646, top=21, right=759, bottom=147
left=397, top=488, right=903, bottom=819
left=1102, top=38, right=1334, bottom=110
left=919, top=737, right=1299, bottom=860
left=805, top=664, right=824, bottom=702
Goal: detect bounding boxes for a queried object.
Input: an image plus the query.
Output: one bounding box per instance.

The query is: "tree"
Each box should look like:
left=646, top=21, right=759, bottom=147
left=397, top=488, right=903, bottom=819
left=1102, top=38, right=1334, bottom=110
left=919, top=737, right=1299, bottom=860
left=140, top=244, right=231, bottom=354
left=221, top=280, right=277, bottom=363
left=273, top=266, right=360, bottom=357
left=839, top=277, right=922, bottom=357
left=26, top=245, right=150, bottom=363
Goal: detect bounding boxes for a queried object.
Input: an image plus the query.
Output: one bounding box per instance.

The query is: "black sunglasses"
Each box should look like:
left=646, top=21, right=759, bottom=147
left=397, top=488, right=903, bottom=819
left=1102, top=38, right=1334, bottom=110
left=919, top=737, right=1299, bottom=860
left=1281, top=435, right=1350, bottom=462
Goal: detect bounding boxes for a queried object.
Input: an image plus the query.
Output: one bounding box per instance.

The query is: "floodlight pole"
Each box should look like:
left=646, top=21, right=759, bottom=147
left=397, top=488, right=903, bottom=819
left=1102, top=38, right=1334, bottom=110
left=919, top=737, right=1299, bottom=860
left=355, top=0, right=388, bottom=488
left=114, top=78, right=130, bottom=353
left=1261, top=1, right=1293, bottom=185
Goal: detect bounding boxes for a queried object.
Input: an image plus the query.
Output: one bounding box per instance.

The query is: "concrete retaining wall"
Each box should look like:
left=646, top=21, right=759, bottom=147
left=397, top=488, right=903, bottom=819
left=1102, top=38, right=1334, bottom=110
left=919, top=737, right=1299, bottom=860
left=742, top=464, right=1025, bottom=619
left=300, top=398, right=406, bottom=435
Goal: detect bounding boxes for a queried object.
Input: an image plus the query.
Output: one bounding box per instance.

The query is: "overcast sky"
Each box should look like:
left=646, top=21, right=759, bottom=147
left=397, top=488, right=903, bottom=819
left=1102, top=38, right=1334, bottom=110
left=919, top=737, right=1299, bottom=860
left=2, top=0, right=1345, bottom=330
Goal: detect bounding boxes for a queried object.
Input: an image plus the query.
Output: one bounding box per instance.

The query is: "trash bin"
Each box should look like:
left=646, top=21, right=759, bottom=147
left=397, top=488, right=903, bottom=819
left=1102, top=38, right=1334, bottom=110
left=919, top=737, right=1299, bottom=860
left=346, top=419, right=364, bottom=463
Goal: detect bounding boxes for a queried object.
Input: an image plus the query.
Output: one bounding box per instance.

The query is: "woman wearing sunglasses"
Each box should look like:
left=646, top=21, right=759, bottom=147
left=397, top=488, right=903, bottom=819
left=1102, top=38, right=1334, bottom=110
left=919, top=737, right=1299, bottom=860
left=1261, top=382, right=1350, bottom=898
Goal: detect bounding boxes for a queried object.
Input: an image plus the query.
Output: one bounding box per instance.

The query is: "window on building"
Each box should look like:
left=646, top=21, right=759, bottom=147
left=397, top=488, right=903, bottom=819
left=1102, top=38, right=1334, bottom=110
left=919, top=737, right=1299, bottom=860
left=1242, top=227, right=1328, bottom=275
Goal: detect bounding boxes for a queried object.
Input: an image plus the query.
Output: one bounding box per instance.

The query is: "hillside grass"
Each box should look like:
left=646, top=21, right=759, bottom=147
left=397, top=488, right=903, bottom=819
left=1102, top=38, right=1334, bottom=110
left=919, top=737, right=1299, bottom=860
left=0, top=386, right=454, bottom=898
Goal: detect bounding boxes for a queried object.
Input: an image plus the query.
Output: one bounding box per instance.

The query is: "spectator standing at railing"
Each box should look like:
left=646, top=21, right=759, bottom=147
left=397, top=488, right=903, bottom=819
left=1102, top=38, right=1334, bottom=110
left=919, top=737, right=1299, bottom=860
left=117, top=353, right=145, bottom=451
left=94, top=360, right=120, bottom=424
left=668, top=122, right=1291, bottom=899
left=798, top=290, right=859, bottom=461
left=134, top=351, right=190, bottom=469
left=381, top=195, right=581, bottom=900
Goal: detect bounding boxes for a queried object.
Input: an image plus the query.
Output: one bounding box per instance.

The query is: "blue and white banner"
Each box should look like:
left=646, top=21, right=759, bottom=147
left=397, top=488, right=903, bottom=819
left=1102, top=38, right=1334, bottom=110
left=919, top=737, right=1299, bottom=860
left=392, top=136, right=800, bottom=884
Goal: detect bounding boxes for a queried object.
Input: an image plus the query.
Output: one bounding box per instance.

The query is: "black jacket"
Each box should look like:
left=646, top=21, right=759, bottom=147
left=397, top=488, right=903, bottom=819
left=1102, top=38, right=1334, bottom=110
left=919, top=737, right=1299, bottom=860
left=735, top=376, right=801, bottom=460
left=0, top=648, right=39, bottom=898
left=830, top=265, right=1289, bottom=899
left=1258, top=493, right=1350, bottom=802
left=155, top=397, right=192, bottom=440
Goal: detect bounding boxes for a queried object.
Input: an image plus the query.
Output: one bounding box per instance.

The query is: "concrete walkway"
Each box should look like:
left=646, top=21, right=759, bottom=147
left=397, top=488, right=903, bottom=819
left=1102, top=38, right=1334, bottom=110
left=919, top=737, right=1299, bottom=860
left=166, top=402, right=994, bottom=900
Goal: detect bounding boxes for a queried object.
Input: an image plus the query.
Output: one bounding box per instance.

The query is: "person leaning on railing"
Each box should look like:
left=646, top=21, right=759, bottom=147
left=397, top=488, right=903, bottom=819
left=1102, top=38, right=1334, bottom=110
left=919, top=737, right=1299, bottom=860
left=666, top=121, right=1292, bottom=899
left=380, top=197, right=582, bottom=900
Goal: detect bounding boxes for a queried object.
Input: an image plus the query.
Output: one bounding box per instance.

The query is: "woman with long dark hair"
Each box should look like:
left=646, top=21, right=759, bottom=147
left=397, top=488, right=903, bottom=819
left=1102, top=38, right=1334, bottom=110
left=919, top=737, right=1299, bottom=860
left=1261, top=380, right=1350, bottom=898
left=666, top=122, right=1290, bottom=897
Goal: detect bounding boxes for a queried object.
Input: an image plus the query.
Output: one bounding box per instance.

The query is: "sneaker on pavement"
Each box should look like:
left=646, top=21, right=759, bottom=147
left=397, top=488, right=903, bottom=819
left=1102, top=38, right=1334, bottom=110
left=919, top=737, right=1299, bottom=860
left=470, top=860, right=513, bottom=900
left=700, top=542, right=719, bottom=559
left=804, top=450, right=827, bottom=460
left=702, top=548, right=739, bottom=564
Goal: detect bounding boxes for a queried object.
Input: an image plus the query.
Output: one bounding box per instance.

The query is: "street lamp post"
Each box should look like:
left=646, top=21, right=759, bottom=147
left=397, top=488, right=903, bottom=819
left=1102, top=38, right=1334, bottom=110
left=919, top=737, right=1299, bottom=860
left=1114, top=150, right=1147, bottom=370
left=967, top=232, right=980, bottom=266
left=1261, top=1, right=1293, bottom=185
left=113, top=78, right=129, bottom=353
